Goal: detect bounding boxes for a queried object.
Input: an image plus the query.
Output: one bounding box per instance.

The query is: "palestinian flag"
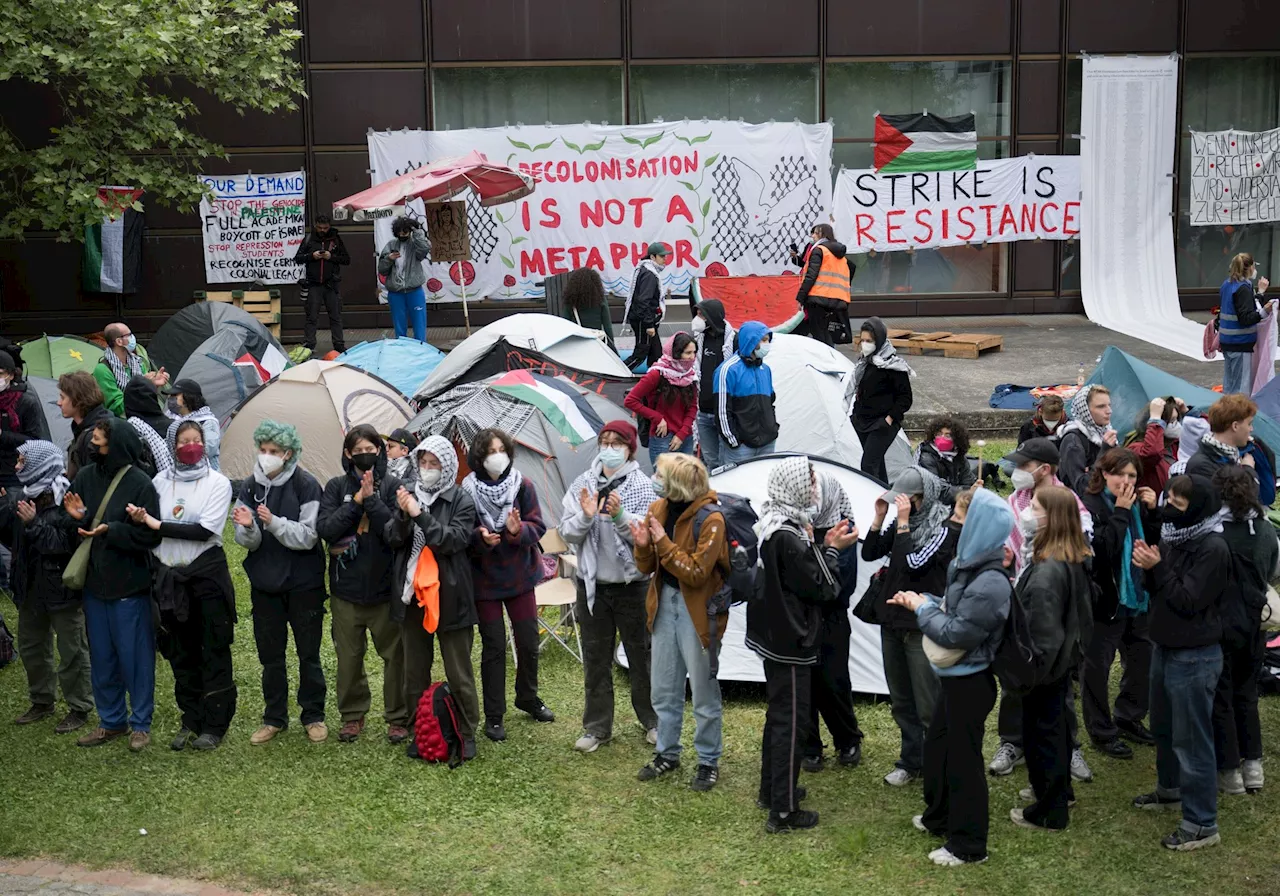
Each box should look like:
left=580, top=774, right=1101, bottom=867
left=874, top=113, right=978, bottom=173
left=491, top=370, right=603, bottom=446
left=83, top=187, right=144, bottom=293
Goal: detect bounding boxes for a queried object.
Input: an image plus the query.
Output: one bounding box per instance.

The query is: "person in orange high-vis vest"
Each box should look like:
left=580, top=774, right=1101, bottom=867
left=794, top=223, right=855, bottom=347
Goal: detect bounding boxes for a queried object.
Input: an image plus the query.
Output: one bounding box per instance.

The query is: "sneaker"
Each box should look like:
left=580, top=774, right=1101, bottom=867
left=1019, top=786, right=1078, bottom=808
left=77, top=726, right=128, bottom=747
left=251, top=724, right=283, bottom=745
left=129, top=731, right=150, bottom=752
left=638, top=755, right=680, bottom=781
left=191, top=733, right=222, bottom=751
left=911, top=815, right=942, bottom=836
left=765, top=809, right=819, bottom=833
left=988, top=742, right=1024, bottom=776
left=1092, top=736, right=1134, bottom=759
left=463, top=738, right=477, bottom=761
left=14, top=704, right=55, bottom=725
left=484, top=719, right=507, bottom=742
left=305, top=722, right=328, bottom=743
left=54, top=711, right=88, bottom=735
left=1218, top=768, right=1246, bottom=796
left=574, top=733, right=607, bottom=753
left=883, top=767, right=919, bottom=787
left=802, top=755, right=824, bottom=773
left=387, top=725, right=410, bottom=744
left=1070, top=748, right=1094, bottom=782
left=1010, top=807, right=1060, bottom=831
left=757, top=786, right=807, bottom=810
left=1162, top=828, right=1221, bottom=851
left=1116, top=718, right=1155, bottom=746
left=646, top=728, right=658, bottom=746
left=170, top=727, right=193, bottom=751
left=338, top=719, right=365, bottom=743
left=930, top=846, right=987, bottom=867
left=1133, top=791, right=1182, bottom=811
left=837, top=744, right=862, bottom=768
left=1243, top=759, right=1264, bottom=793
left=516, top=699, right=555, bottom=723
left=690, top=764, right=719, bottom=792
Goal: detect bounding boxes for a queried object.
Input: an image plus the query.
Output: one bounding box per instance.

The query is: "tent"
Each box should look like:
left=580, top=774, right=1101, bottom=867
left=19, top=334, right=102, bottom=379
left=406, top=372, right=650, bottom=528
left=766, top=334, right=914, bottom=484
left=148, top=302, right=284, bottom=375
left=175, top=324, right=290, bottom=423
left=338, top=338, right=445, bottom=399
left=26, top=376, right=73, bottom=450
left=1088, top=346, right=1280, bottom=451
left=414, top=313, right=633, bottom=402
left=618, top=453, right=889, bottom=694
left=220, top=360, right=415, bottom=484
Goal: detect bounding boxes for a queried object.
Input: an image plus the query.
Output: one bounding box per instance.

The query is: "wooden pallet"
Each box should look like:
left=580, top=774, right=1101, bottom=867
left=902, top=331, right=1003, bottom=359
left=195, top=289, right=282, bottom=340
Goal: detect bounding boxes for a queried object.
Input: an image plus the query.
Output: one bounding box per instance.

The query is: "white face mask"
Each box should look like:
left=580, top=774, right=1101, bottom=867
left=418, top=468, right=442, bottom=489
left=860, top=341, right=876, bottom=356
left=1042, top=417, right=1061, bottom=432
left=483, top=452, right=509, bottom=478
left=598, top=446, right=627, bottom=470
left=1018, top=506, right=1041, bottom=537
left=258, top=453, right=285, bottom=477
left=691, top=317, right=707, bottom=335
left=0, top=377, right=10, bottom=393
left=1165, top=420, right=1183, bottom=440
left=754, top=343, right=771, bottom=360
left=1010, top=468, right=1037, bottom=492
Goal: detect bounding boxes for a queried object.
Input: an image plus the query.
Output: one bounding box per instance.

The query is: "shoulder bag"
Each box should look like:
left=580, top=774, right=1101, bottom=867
left=922, top=592, right=968, bottom=668
left=62, top=465, right=132, bottom=591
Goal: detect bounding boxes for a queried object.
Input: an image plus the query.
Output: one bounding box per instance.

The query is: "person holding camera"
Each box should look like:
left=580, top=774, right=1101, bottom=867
left=377, top=216, right=431, bottom=343
left=295, top=214, right=351, bottom=354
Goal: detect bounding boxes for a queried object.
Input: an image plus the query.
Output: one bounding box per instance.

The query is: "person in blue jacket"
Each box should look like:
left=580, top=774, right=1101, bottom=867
left=712, top=321, right=779, bottom=465
left=1218, top=252, right=1271, bottom=396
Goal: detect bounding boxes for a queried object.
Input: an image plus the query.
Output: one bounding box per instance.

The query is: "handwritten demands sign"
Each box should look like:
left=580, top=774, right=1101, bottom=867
left=367, top=122, right=832, bottom=302
left=199, top=171, right=306, bottom=283
left=1189, top=128, right=1280, bottom=226
left=424, top=201, right=470, bottom=263
left=833, top=156, right=1081, bottom=253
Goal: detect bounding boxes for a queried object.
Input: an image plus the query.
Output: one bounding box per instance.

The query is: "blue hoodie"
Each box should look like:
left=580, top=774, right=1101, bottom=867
left=712, top=321, right=779, bottom=449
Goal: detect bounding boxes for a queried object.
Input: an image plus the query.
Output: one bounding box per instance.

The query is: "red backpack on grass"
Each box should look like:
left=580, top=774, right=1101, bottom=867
left=407, top=682, right=463, bottom=768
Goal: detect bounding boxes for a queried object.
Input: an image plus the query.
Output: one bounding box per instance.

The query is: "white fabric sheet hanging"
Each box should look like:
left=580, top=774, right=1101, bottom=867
left=1080, top=55, right=1208, bottom=361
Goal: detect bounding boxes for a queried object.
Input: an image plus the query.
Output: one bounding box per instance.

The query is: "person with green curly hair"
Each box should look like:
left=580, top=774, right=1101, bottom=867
left=231, top=420, right=330, bottom=746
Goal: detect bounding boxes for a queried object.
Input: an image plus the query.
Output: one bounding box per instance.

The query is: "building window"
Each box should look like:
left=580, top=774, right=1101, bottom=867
left=1063, top=59, right=1081, bottom=156
left=825, top=61, right=1012, bottom=140
left=432, top=66, right=623, bottom=130
left=629, top=64, right=818, bottom=124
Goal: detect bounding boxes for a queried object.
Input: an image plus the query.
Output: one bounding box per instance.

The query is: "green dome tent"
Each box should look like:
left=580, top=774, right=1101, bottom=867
left=19, top=334, right=102, bottom=379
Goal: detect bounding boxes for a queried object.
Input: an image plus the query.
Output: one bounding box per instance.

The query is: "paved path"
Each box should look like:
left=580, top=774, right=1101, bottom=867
left=0, top=861, right=267, bottom=896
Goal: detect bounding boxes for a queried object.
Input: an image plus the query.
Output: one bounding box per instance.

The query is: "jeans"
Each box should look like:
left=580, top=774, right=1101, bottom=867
left=1222, top=350, right=1250, bottom=396
left=303, top=282, right=345, bottom=352
left=83, top=594, right=155, bottom=732
left=1021, top=675, right=1074, bottom=829
left=760, top=659, right=812, bottom=813
left=160, top=594, right=238, bottom=738
left=1151, top=643, right=1223, bottom=835
left=855, top=420, right=900, bottom=485
left=476, top=590, right=541, bottom=721
left=16, top=600, right=93, bottom=714
left=330, top=596, right=407, bottom=726
left=1081, top=609, right=1151, bottom=742
left=1213, top=625, right=1264, bottom=769
left=695, top=411, right=723, bottom=471
left=648, top=431, right=695, bottom=467
left=403, top=600, right=480, bottom=742
left=578, top=579, right=656, bottom=739
left=881, top=628, right=939, bottom=772
left=387, top=286, right=428, bottom=342
left=721, top=440, right=777, bottom=466
left=921, top=670, right=997, bottom=861
left=250, top=587, right=327, bottom=728
left=650, top=582, right=723, bottom=766
left=803, top=609, right=863, bottom=757
left=999, top=676, right=1080, bottom=749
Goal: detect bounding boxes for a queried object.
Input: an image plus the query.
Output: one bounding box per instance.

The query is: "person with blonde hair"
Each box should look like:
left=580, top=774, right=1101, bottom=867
left=1218, top=252, right=1271, bottom=396
left=632, top=452, right=728, bottom=792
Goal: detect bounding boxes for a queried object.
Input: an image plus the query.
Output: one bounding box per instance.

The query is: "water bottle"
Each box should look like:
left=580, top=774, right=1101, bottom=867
left=729, top=540, right=750, bottom=573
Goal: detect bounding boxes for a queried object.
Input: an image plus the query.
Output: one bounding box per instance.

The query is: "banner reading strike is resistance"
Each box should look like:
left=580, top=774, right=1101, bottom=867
left=1189, top=128, right=1280, bottom=226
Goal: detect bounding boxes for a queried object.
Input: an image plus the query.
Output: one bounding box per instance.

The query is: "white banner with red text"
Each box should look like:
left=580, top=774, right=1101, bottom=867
left=199, top=171, right=306, bottom=284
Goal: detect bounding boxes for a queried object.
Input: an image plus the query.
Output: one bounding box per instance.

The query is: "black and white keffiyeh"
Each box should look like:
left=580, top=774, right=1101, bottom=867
left=1160, top=509, right=1228, bottom=547
left=753, top=455, right=817, bottom=545
left=461, top=466, right=524, bottom=532
left=401, top=435, right=460, bottom=606
left=16, top=440, right=70, bottom=505
left=103, top=348, right=144, bottom=391
left=1058, top=386, right=1110, bottom=447
left=622, top=258, right=663, bottom=325
left=128, top=417, right=173, bottom=476
left=567, top=458, right=656, bottom=608
left=812, top=471, right=854, bottom=530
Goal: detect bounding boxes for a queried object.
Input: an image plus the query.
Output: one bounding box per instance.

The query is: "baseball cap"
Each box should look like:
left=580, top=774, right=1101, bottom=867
left=646, top=241, right=671, bottom=258
left=387, top=428, right=419, bottom=451
left=1004, top=437, right=1060, bottom=467
left=881, top=467, right=926, bottom=503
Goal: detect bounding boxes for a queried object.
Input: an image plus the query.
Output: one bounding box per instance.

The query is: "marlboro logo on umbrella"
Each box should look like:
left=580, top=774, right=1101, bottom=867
left=873, top=113, right=978, bottom=173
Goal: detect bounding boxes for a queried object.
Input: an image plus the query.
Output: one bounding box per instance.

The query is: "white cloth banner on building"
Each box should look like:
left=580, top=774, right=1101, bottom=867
left=1188, top=127, right=1280, bottom=226
left=832, top=156, right=1081, bottom=252
left=1081, top=55, right=1206, bottom=361
left=199, top=171, right=306, bottom=284
left=366, top=121, right=833, bottom=302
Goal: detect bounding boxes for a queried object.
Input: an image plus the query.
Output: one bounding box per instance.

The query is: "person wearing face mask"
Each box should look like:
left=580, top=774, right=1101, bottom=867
left=559, top=421, right=658, bottom=753
left=1057, top=384, right=1116, bottom=497
left=294, top=213, right=351, bottom=354
left=385, top=428, right=420, bottom=484
left=915, top=416, right=978, bottom=504
left=462, top=427, right=553, bottom=741
left=713, top=320, right=779, bottom=465
left=1218, top=252, right=1271, bottom=396
left=625, top=332, right=699, bottom=465
left=1130, top=475, right=1232, bottom=851
left=377, top=215, right=431, bottom=342
left=164, top=379, right=221, bottom=472
left=317, top=424, right=408, bottom=744
left=1019, top=395, right=1067, bottom=445
left=623, top=242, right=671, bottom=372
left=232, top=420, right=329, bottom=746
left=851, top=317, right=914, bottom=484
left=0, top=350, right=49, bottom=492
left=93, top=322, right=167, bottom=418
left=126, top=421, right=235, bottom=751
left=388, top=435, right=481, bottom=761
left=1124, top=397, right=1185, bottom=495
left=687, top=299, right=735, bottom=471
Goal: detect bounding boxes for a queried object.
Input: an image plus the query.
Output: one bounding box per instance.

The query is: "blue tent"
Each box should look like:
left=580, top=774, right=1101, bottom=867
left=1087, top=346, right=1280, bottom=452
left=337, top=338, right=445, bottom=399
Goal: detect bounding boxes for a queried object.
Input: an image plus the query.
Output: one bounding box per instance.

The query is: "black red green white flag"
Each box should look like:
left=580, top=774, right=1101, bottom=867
left=873, top=113, right=978, bottom=173
left=83, top=186, right=144, bottom=293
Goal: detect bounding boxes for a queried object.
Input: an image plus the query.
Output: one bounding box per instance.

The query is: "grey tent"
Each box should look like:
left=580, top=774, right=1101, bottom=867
left=27, top=376, right=73, bottom=451
left=148, top=302, right=283, bottom=375
left=175, top=323, right=284, bottom=423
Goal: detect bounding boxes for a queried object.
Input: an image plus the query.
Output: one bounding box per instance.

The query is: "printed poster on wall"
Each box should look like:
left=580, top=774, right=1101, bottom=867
left=199, top=171, right=306, bottom=284
left=366, top=121, right=833, bottom=302
left=832, top=155, right=1081, bottom=252
left=1189, top=127, right=1280, bottom=226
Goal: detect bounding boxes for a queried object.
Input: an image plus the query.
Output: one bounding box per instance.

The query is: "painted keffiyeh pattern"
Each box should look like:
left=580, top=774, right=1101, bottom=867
left=16, top=440, right=71, bottom=505
left=754, top=455, right=817, bottom=545
left=401, top=436, right=460, bottom=606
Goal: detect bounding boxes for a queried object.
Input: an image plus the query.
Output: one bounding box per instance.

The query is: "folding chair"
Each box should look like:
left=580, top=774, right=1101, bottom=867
left=532, top=528, right=582, bottom=662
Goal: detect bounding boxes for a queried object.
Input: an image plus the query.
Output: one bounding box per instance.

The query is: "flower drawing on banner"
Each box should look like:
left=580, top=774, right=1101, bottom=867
left=503, top=274, right=517, bottom=287
left=450, top=262, right=476, bottom=286
left=426, top=277, right=444, bottom=300
left=673, top=137, right=721, bottom=263
left=705, top=262, right=729, bottom=278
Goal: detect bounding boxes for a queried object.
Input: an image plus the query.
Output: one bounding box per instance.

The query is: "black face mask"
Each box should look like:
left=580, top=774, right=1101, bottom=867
left=350, top=452, right=378, bottom=472
left=1161, top=504, right=1191, bottom=526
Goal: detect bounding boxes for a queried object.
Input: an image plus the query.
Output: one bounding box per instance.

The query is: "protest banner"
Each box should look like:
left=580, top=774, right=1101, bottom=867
left=832, top=156, right=1081, bottom=253
left=424, top=201, right=470, bottom=263
left=1189, top=127, right=1280, bottom=226
left=366, top=121, right=832, bottom=302
left=199, top=171, right=306, bottom=283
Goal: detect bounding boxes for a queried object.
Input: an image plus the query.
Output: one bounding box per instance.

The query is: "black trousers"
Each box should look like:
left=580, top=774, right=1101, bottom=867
left=998, top=674, right=1080, bottom=749
left=303, top=282, right=346, bottom=352
left=802, top=302, right=835, bottom=347
left=760, top=659, right=813, bottom=813
left=1213, top=625, right=1264, bottom=769
left=476, top=591, right=540, bottom=721
left=161, top=595, right=237, bottom=738
left=853, top=420, right=900, bottom=485
left=922, top=670, right=997, bottom=861
left=803, top=610, right=863, bottom=758
left=1021, top=675, right=1074, bottom=829
left=625, top=315, right=662, bottom=372
left=251, top=587, right=327, bottom=728
left=1081, top=610, right=1152, bottom=742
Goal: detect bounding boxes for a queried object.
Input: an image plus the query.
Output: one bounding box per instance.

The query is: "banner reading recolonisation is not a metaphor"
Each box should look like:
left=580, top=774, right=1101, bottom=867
left=1189, top=127, right=1280, bottom=226
left=367, top=122, right=832, bottom=301
left=832, top=156, right=1081, bottom=252
left=199, top=171, right=306, bottom=284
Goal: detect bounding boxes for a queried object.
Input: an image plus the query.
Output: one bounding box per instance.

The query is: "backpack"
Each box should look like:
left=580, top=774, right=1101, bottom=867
left=992, top=573, right=1041, bottom=694
left=407, top=682, right=463, bottom=768
left=692, top=493, right=762, bottom=676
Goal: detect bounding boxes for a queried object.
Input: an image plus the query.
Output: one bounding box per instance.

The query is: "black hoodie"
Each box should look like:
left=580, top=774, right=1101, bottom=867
left=795, top=240, right=854, bottom=306
left=852, top=317, right=913, bottom=428
left=317, top=446, right=405, bottom=604
left=1144, top=482, right=1232, bottom=649
left=690, top=298, right=734, bottom=413
left=294, top=227, right=351, bottom=285
left=68, top=417, right=162, bottom=600
left=122, top=375, right=169, bottom=440
left=68, top=403, right=116, bottom=480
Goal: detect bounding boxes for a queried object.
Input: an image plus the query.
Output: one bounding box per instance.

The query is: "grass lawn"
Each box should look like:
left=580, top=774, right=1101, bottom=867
left=3, top=462, right=1279, bottom=895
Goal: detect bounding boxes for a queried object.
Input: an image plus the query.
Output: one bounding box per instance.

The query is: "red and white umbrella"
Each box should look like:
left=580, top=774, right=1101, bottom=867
left=330, top=150, right=534, bottom=222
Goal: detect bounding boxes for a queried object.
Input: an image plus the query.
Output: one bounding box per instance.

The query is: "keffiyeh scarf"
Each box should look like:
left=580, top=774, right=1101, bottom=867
left=623, top=259, right=663, bottom=325
left=1058, top=386, right=1110, bottom=447
left=901, top=466, right=953, bottom=553
left=852, top=337, right=915, bottom=393
left=813, top=471, right=854, bottom=530
left=649, top=336, right=698, bottom=388
left=1160, top=508, right=1228, bottom=547
left=16, top=440, right=70, bottom=505
left=568, top=458, right=655, bottom=609
left=754, top=455, right=817, bottom=545
left=104, top=348, right=144, bottom=391
left=128, top=418, right=173, bottom=475
left=461, top=467, right=524, bottom=532
left=401, top=436, right=459, bottom=606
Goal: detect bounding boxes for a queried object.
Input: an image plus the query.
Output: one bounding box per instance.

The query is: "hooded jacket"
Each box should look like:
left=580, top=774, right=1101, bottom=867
left=691, top=299, right=735, bottom=414
left=747, top=525, right=841, bottom=665
left=68, top=403, right=114, bottom=480
left=317, top=447, right=404, bottom=604
left=387, top=468, right=478, bottom=631
left=294, top=227, right=351, bottom=285
left=67, top=418, right=162, bottom=600
left=852, top=317, right=913, bottom=428
left=122, top=376, right=169, bottom=440
left=1144, top=483, right=1232, bottom=649
left=233, top=458, right=326, bottom=595
left=795, top=240, right=853, bottom=307
left=377, top=230, right=431, bottom=293
left=713, top=321, right=779, bottom=449
left=0, top=490, right=79, bottom=611
left=167, top=407, right=222, bottom=472
left=0, top=380, right=48, bottom=489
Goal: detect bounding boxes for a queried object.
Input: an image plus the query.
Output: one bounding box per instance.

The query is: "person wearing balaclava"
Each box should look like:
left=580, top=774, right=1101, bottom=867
left=232, top=419, right=328, bottom=746
left=377, top=215, right=431, bottom=343
left=1131, top=475, right=1232, bottom=852
left=851, top=317, right=913, bottom=484
left=317, top=424, right=408, bottom=745
left=713, top=320, right=779, bottom=465
left=389, top=435, right=481, bottom=761
left=688, top=298, right=736, bottom=471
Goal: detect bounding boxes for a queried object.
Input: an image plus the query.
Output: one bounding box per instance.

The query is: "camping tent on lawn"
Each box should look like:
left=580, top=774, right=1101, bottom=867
left=148, top=302, right=284, bottom=375
left=406, top=370, right=649, bottom=528
left=414, top=313, right=633, bottom=402
left=19, top=334, right=102, bottom=379
left=220, top=360, right=414, bottom=484
left=175, top=325, right=289, bottom=424
left=27, top=377, right=72, bottom=450
left=616, top=453, right=889, bottom=693
left=338, top=338, right=445, bottom=399
left=1088, top=346, right=1280, bottom=453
